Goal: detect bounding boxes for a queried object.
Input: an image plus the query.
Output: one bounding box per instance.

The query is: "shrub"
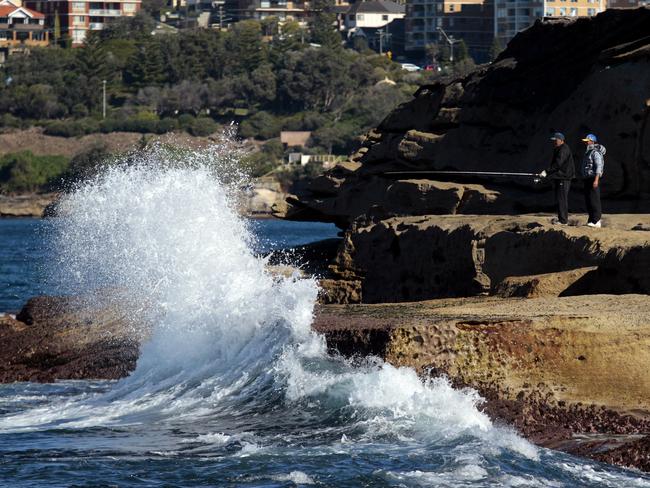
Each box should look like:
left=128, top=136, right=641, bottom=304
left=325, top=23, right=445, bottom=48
left=238, top=111, right=281, bottom=140
left=0, top=151, right=70, bottom=192
left=186, top=117, right=218, bottom=137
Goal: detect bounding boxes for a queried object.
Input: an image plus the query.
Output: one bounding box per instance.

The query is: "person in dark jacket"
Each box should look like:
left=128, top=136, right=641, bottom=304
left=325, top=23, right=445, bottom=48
left=580, top=133, right=605, bottom=228
left=539, top=132, right=575, bottom=225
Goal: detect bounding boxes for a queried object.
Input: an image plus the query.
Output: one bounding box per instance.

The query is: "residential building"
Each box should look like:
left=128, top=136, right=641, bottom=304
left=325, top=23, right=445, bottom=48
left=494, top=0, right=606, bottom=47
left=344, top=0, right=405, bottom=30
left=607, top=0, right=647, bottom=7
left=0, top=0, right=48, bottom=61
left=240, top=0, right=312, bottom=24
left=406, top=0, right=606, bottom=63
left=25, top=0, right=141, bottom=45
left=405, top=0, right=493, bottom=61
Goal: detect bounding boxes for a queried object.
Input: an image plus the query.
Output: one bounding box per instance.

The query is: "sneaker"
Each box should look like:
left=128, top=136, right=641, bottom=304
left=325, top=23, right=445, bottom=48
left=587, top=220, right=602, bottom=228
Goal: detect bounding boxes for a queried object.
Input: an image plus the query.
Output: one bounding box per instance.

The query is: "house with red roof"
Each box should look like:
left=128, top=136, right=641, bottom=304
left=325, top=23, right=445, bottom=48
left=0, top=0, right=48, bottom=57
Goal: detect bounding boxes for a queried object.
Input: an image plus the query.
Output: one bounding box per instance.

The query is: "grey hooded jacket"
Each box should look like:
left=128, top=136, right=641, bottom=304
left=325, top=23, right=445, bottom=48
left=581, top=144, right=606, bottom=178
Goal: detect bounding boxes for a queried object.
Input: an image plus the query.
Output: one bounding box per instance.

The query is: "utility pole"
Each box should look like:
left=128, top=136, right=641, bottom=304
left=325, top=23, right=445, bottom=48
left=378, top=28, right=391, bottom=55
left=218, top=5, right=223, bottom=29
left=437, top=26, right=459, bottom=62
left=102, top=80, right=106, bottom=119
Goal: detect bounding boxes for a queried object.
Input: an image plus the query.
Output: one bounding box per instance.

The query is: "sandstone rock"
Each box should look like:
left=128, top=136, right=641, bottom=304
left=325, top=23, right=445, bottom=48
left=494, top=267, right=597, bottom=298
left=0, top=193, right=58, bottom=218
left=328, top=214, right=650, bottom=303
left=313, top=294, right=650, bottom=471
left=318, top=278, right=362, bottom=304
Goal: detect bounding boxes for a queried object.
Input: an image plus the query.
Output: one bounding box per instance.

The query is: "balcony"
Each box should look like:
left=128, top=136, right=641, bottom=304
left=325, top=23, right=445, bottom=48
left=89, top=22, right=104, bottom=29
left=88, top=8, right=121, bottom=15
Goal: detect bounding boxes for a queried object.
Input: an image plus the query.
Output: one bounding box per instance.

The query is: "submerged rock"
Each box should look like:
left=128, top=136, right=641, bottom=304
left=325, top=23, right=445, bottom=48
left=0, top=296, right=141, bottom=382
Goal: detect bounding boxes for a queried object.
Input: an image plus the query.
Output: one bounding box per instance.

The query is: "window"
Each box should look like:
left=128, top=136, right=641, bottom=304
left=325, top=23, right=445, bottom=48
left=436, top=3, right=442, bottom=11
left=497, top=7, right=506, bottom=17
left=559, top=7, right=566, bottom=14
left=587, top=7, right=596, bottom=14
left=449, top=4, right=454, bottom=11
left=73, top=15, right=85, bottom=24
left=570, top=7, right=577, bottom=14
left=382, top=14, right=388, bottom=20
left=72, top=29, right=86, bottom=43
left=72, top=1, right=86, bottom=11
left=546, top=7, right=555, bottom=14
left=123, top=3, right=136, bottom=12
left=356, top=13, right=364, bottom=20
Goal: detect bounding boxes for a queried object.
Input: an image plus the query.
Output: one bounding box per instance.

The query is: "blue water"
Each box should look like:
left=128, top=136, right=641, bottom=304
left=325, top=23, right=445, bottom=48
left=1, top=207, right=650, bottom=488
left=0, top=218, right=339, bottom=313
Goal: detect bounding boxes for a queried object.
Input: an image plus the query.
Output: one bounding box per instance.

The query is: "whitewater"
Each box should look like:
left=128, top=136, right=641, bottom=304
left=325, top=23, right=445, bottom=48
left=1, top=149, right=650, bottom=486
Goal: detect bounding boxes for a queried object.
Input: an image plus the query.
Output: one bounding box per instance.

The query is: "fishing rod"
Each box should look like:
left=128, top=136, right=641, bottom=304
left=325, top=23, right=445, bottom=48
left=382, top=170, right=544, bottom=183
left=383, top=170, right=540, bottom=178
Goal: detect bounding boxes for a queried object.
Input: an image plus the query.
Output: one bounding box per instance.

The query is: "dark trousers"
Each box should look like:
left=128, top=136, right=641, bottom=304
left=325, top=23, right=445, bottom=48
left=554, top=179, right=571, bottom=224
left=582, top=177, right=602, bottom=223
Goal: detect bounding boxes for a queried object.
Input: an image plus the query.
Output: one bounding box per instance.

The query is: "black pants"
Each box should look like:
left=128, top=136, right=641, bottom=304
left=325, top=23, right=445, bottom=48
left=582, top=177, right=602, bottom=224
left=554, top=179, right=571, bottom=224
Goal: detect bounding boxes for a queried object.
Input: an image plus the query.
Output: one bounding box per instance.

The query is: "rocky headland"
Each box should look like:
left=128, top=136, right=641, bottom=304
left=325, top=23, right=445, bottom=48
left=2, top=7, right=650, bottom=475
left=273, top=8, right=650, bottom=472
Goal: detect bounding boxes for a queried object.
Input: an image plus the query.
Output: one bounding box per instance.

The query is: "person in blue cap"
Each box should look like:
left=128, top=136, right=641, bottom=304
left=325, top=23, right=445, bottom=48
left=539, top=132, right=575, bottom=225
left=580, top=133, right=606, bottom=228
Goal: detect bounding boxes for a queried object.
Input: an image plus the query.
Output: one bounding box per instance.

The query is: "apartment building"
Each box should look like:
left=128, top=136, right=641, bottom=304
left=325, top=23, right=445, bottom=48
left=607, top=0, right=647, bottom=7
left=406, top=0, right=606, bottom=62
left=25, top=0, right=141, bottom=44
left=405, top=0, right=493, bottom=60
left=494, top=0, right=605, bottom=46
left=241, top=0, right=311, bottom=23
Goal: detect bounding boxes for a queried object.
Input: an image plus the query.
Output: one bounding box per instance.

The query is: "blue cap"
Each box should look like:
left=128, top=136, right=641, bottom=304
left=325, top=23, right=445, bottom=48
left=550, top=132, right=565, bottom=141
left=582, top=133, right=597, bottom=143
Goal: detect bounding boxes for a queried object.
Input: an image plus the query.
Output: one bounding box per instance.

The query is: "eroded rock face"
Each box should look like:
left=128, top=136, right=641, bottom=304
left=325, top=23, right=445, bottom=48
left=328, top=214, right=650, bottom=303
left=284, top=9, right=650, bottom=226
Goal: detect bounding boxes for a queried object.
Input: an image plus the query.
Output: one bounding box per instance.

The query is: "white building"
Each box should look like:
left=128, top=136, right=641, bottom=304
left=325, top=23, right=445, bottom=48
left=344, top=0, right=405, bottom=30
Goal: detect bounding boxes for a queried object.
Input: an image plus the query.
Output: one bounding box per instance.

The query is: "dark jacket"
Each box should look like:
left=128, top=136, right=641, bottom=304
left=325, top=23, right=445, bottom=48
left=547, top=143, right=575, bottom=180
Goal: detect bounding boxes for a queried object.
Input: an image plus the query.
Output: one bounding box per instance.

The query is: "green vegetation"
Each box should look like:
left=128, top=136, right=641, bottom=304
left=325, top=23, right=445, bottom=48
left=0, top=11, right=427, bottom=153
left=0, top=151, right=69, bottom=193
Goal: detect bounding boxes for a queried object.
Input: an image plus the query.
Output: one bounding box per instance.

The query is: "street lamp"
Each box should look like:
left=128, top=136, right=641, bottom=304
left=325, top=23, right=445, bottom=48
left=437, top=26, right=459, bottom=62
left=102, top=80, right=106, bottom=119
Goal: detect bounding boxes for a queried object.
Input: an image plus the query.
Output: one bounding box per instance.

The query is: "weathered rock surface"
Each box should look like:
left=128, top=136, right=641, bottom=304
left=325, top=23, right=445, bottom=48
left=284, top=9, right=650, bottom=226
left=0, top=193, right=58, bottom=218
left=0, top=296, right=141, bottom=382
left=494, top=267, right=597, bottom=298
left=241, top=177, right=287, bottom=216
left=326, top=213, right=650, bottom=303
left=314, top=295, right=650, bottom=471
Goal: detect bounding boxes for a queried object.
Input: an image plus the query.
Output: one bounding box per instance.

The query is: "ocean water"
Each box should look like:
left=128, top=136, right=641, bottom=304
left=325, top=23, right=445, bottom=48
left=1, top=151, right=650, bottom=487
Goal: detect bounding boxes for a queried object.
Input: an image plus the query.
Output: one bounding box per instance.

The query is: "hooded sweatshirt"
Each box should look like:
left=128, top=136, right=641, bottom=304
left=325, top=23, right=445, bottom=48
left=581, top=143, right=606, bottom=178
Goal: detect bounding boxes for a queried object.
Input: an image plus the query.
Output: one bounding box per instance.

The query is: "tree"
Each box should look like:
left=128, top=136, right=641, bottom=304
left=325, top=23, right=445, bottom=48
left=223, top=20, right=268, bottom=75
left=489, top=37, right=504, bottom=62
left=456, top=39, right=469, bottom=61
left=310, top=0, right=342, bottom=49
left=124, top=39, right=166, bottom=88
